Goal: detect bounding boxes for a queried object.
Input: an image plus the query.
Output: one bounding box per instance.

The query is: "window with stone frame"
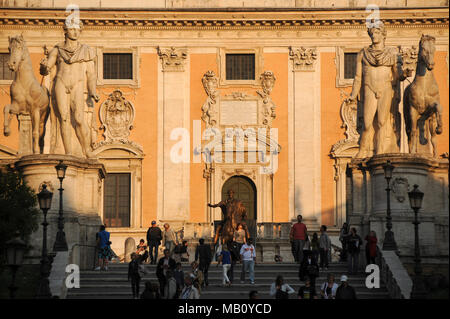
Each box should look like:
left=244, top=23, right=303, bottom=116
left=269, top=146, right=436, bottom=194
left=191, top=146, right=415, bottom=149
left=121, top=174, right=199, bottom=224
left=344, top=52, right=358, bottom=79
left=103, top=173, right=131, bottom=227
left=103, top=53, right=133, bottom=80
left=225, top=53, right=255, bottom=80
left=0, top=53, right=14, bottom=80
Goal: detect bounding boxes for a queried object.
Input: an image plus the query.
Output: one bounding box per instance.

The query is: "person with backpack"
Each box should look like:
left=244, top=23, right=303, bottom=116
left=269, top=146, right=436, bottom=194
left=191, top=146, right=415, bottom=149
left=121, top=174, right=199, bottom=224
left=347, top=227, right=363, bottom=275
left=128, top=252, right=141, bottom=299
left=195, top=238, right=212, bottom=287
left=96, top=224, right=111, bottom=271
left=147, top=221, right=162, bottom=264
left=319, top=225, right=331, bottom=270
left=269, top=275, right=295, bottom=299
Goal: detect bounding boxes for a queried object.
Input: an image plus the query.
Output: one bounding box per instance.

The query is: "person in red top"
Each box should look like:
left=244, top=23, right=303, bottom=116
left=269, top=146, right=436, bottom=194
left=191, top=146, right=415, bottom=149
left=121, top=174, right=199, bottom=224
left=290, top=215, right=308, bottom=264
left=364, top=230, right=378, bottom=265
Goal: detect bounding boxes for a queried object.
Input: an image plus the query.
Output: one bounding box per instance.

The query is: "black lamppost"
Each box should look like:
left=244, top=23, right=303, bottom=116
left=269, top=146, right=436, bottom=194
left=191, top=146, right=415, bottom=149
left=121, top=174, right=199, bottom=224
left=408, top=184, right=427, bottom=299
left=36, top=184, right=54, bottom=299
left=53, top=161, right=68, bottom=251
left=5, top=236, right=27, bottom=299
left=382, top=160, right=398, bottom=251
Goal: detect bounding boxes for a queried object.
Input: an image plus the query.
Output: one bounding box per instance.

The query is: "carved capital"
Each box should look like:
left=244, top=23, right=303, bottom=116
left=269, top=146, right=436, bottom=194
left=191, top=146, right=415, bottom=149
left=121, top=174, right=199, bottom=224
left=289, top=46, right=318, bottom=71
left=157, top=46, right=187, bottom=72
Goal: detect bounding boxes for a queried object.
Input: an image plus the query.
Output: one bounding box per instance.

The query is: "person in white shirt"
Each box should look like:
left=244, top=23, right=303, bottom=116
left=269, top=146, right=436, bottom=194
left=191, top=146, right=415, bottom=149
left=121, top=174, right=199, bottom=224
left=240, top=237, right=256, bottom=284
left=320, top=273, right=339, bottom=299
left=180, top=275, right=200, bottom=299
left=270, top=275, right=295, bottom=299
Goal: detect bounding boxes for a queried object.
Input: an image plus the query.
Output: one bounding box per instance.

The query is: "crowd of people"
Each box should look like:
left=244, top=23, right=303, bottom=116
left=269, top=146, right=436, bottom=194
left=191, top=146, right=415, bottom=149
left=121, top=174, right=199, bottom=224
left=96, top=215, right=378, bottom=299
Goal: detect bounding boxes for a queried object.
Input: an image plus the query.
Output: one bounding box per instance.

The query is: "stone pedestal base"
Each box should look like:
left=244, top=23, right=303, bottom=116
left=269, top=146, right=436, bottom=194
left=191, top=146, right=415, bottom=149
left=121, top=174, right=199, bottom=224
left=15, top=154, right=105, bottom=269
left=348, top=153, right=449, bottom=257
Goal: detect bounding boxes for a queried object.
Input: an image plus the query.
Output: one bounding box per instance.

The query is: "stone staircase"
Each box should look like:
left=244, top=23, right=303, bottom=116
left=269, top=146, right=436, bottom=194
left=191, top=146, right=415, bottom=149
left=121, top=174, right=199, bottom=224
left=67, top=261, right=391, bottom=299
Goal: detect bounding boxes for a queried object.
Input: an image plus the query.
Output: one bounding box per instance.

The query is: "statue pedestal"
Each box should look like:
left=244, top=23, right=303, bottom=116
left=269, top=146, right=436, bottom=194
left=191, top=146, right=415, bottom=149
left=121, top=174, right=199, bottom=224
left=15, top=154, right=105, bottom=269
left=348, top=153, right=449, bottom=257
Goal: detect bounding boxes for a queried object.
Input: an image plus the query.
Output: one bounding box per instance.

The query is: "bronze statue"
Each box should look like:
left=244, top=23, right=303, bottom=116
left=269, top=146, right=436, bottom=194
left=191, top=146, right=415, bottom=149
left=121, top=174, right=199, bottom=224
left=3, top=35, right=50, bottom=154
left=404, top=34, right=443, bottom=157
left=208, top=189, right=248, bottom=245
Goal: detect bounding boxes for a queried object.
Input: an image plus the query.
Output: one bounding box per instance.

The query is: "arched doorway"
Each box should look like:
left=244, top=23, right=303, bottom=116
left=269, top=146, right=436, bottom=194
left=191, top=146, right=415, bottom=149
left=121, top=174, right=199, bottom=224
left=222, top=175, right=257, bottom=240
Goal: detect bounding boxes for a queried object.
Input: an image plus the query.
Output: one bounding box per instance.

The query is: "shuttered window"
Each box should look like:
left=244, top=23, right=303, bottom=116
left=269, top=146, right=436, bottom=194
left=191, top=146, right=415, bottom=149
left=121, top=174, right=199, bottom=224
left=226, top=54, right=255, bottom=80
left=103, top=53, right=133, bottom=80
left=103, top=173, right=131, bottom=227
left=344, top=53, right=357, bottom=79
left=0, top=53, right=14, bottom=80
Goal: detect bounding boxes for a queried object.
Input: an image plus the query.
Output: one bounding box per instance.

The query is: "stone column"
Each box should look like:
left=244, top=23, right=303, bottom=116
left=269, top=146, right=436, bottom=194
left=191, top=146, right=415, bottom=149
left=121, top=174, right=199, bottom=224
left=290, top=47, right=321, bottom=227
left=157, top=47, right=190, bottom=224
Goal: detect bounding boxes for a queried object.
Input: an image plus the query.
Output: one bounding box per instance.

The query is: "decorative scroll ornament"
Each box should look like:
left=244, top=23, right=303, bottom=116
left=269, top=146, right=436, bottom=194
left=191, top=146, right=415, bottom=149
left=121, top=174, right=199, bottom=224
left=289, top=46, right=317, bottom=71
left=256, top=71, right=277, bottom=127
left=222, top=168, right=256, bottom=182
left=391, top=177, right=410, bottom=203
left=157, top=46, right=187, bottom=72
left=99, top=90, right=135, bottom=142
left=201, top=71, right=219, bottom=128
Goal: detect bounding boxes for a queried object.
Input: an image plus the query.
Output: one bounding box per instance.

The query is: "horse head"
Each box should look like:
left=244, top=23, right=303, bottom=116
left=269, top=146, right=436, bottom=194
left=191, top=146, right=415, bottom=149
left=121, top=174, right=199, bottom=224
left=7, top=34, right=26, bottom=72
left=419, top=34, right=436, bottom=71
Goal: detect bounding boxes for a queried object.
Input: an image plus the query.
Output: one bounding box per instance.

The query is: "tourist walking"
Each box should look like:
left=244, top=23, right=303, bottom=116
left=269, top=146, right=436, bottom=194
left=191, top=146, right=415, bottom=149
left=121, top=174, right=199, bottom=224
left=190, top=261, right=204, bottom=293
left=320, top=273, right=339, bottom=299
left=136, top=239, right=148, bottom=263
left=365, top=230, right=378, bottom=265
left=96, top=225, right=111, bottom=271
left=289, top=214, right=308, bottom=264
left=310, top=232, right=320, bottom=264
left=147, top=221, right=162, bottom=264
left=163, top=270, right=178, bottom=299
left=347, top=227, right=363, bottom=275
left=156, top=248, right=176, bottom=296
left=128, top=252, right=141, bottom=299
left=335, top=275, right=357, bottom=299
left=303, top=253, right=319, bottom=291
left=270, top=275, right=295, bottom=299
left=140, top=281, right=161, bottom=299
left=163, top=223, right=177, bottom=256
left=240, top=238, right=256, bottom=284
left=227, top=240, right=240, bottom=283
left=180, top=275, right=200, bottom=299
left=298, top=276, right=317, bottom=299
left=217, top=245, right=232, bottom=287
left=319, top=225, right=331, bottom=270
left=234, top=223, right=247, bottom=255
left=339, top=222, right=350, bottom=262
left=195, top=238, right=212, bottom=287
left=173, top=262, right=185, bottom=296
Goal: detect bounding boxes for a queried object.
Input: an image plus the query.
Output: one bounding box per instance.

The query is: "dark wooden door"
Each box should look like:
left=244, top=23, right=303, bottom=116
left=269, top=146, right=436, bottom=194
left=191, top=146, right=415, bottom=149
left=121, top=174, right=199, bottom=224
left=222, top=176, right=257, bottom=239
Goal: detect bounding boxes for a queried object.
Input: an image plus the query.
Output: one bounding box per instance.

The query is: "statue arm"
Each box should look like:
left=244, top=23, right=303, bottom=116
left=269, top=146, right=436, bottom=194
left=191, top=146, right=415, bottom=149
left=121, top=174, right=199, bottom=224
left=208, top=200, right=224, bottom=208
left=347, top=50, right=363, bottom=102
left=40, top=47, right=57, bottom=76
left=86, top=59, right=99, bottom=103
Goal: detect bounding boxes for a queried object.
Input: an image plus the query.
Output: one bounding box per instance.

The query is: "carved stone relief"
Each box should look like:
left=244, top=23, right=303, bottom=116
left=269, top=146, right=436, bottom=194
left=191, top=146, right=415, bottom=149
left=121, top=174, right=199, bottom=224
left=256, top=71, right=277, bottom=127
left=157, top=46, right=187, bottom=72
left=391, top=177, right=410, bottom=203
left=201, top=71, right=219, bottom=128
left=399, top=45, right=419, bottom=77
left=289, top=46, right=318, bottom=71
left=93, top=89, right=143, bottom=152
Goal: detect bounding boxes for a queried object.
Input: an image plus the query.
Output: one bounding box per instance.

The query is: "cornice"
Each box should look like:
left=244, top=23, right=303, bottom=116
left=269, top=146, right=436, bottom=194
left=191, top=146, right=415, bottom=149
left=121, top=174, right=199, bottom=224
left=0, top=8, right=447, bottom=30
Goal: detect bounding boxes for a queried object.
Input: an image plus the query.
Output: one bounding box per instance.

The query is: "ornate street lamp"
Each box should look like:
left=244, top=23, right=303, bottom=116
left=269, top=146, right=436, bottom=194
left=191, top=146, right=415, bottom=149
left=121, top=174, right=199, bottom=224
left=53, top=161, right=68, bottom=251
left=408, top=184, right=427, bottom=299
left=5, top=236, right=27, bottom=299
left=382, top=160, right=397, bottom=251
left=36, top=184, right=54, bottom=299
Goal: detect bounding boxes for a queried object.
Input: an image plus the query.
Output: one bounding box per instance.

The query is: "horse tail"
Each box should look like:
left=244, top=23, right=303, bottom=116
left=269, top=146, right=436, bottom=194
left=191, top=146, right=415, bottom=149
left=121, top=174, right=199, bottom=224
left=403, top=84, right=412, bottom=139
